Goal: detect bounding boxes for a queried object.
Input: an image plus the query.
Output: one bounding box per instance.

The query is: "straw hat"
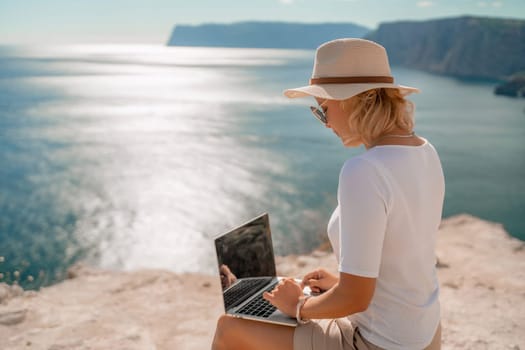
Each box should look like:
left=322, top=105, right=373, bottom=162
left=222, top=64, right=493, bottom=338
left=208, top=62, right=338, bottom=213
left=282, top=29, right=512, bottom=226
left=284, top=38, right=419, bottom=100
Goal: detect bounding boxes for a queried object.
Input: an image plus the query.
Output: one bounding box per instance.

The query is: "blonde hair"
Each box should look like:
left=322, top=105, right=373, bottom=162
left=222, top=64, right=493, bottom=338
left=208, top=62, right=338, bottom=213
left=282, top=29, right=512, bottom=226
left=340, top=88, right=414, bottom=147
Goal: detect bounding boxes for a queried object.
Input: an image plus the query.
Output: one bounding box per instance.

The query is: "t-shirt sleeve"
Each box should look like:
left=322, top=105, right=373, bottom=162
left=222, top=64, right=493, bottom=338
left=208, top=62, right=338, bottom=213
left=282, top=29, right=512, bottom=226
left=337, top=157, right=390, bottom=278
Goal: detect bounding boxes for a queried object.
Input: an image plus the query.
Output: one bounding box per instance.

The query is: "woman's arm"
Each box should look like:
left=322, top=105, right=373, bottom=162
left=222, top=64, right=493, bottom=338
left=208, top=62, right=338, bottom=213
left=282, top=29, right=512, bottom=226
left=301, top=271, right=376, bottom=319
left=263, top=271, right=375, bottom=319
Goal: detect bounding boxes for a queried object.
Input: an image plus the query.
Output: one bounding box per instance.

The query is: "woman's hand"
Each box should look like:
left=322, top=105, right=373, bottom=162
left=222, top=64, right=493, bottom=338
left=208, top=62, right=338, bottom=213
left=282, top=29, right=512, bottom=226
left=263, top=278, right=303, bottom=317
left=219, top=264, right=237, bottom=289
left=301, top=268, right=338, bottom=294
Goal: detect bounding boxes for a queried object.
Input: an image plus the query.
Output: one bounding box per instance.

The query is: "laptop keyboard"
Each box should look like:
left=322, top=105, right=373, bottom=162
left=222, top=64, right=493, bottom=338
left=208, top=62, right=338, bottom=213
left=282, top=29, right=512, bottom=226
left=236, top=283, right=278, bottom=318
left=224, top=277, right=273, bottom=310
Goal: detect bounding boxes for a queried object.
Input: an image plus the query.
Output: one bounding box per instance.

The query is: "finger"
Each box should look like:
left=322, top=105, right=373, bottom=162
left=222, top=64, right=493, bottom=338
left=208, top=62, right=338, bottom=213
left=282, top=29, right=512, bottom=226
left=302, top=275, right=314, bottom=286
left=263, top=291, right=273, bottom=301
left=302, top=272, right=315, bottom=282
left=283, top=278, right=295, bottom=285
left=305, top=278, right=318, bottom=286
left=302, top=272, right=320, bottom=285
left=308, top=281, right=324, bottom=293
left=307, top=279, right=319, bottom=288
left=309, top=270, right=321, bottom=278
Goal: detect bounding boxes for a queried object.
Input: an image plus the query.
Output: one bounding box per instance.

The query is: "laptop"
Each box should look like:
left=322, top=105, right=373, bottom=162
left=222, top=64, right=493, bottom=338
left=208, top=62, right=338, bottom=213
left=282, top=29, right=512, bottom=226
left=214, top=213, right=306, bottom=327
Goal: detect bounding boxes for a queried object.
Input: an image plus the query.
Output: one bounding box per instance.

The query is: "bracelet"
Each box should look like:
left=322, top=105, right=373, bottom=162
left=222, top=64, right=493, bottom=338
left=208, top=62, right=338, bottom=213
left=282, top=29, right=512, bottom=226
left=296, top=295, right=311, bottom=325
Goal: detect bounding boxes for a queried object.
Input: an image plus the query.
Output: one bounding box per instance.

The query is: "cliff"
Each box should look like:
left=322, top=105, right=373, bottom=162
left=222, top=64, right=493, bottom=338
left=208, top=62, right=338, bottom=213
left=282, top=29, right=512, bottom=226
left=166, top=21, right=370, bottom=49
left=365, top=16, right=525, bottom=80
left=494, top=74, right=525, bottom=97
left=1, top=214, right=524, bottom=349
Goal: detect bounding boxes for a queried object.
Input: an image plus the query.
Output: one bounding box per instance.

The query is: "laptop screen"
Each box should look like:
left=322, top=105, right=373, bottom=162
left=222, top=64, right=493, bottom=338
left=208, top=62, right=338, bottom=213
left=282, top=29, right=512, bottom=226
left=214, top=213, right=277, bottom=291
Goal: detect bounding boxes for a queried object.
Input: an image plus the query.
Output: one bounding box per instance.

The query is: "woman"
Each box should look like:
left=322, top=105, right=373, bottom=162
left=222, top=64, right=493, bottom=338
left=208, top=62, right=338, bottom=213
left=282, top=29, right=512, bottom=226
left=212, top=38, right=444, bottom=350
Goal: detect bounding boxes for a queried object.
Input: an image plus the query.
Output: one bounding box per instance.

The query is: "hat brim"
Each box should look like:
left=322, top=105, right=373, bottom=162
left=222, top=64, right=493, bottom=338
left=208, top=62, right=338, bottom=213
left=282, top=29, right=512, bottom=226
left=283, top=83, right=419, bottom=100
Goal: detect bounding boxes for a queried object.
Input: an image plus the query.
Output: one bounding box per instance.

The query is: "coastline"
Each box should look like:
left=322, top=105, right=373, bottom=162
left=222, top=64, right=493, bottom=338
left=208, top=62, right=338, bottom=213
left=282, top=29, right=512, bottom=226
left=1, top=214, right=524, bottom=349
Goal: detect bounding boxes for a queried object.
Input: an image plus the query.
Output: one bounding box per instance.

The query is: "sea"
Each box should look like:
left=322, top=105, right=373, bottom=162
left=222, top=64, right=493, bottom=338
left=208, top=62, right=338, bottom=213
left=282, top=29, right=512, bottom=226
left=0, top=44, right=524, bottom=289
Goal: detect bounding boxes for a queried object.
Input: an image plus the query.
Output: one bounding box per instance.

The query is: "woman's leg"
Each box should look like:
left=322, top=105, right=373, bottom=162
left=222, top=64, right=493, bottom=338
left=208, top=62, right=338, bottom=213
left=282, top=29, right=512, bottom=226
left=212, top=315, right=295, bottom=350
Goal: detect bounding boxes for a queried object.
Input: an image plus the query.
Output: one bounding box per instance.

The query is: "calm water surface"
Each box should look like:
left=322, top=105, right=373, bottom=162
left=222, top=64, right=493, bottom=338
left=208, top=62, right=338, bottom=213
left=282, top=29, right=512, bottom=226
left=0, top=45, right=523, bottom=288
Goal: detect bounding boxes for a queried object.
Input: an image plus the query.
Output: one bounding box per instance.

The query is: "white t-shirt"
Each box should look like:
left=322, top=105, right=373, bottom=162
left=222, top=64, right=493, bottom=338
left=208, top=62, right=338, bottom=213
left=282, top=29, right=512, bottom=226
left=327, top=139, right=445, bottom=350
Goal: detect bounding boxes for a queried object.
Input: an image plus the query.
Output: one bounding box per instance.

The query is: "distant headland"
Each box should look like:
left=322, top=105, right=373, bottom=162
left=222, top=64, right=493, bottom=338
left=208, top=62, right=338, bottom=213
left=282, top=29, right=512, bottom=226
left=166, top=21, right=370, bottom=49
left=167, top=16, right=525, bottom=97
left=365, top=16, right=525, bottom=97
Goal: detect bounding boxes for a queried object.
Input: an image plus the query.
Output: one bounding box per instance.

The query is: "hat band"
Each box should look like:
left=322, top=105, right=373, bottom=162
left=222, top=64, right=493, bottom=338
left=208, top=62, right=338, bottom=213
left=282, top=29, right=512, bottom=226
left=309, top=76, right=394, bottom=85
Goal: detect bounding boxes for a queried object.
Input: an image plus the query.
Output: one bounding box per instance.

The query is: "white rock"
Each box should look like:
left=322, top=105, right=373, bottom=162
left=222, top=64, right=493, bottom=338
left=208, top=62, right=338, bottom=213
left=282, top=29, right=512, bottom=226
left=0, top=283, right=10, bottom=303
left=0, top=309, right=27, bottom=326
left=10, top=284, right=24, bottom=297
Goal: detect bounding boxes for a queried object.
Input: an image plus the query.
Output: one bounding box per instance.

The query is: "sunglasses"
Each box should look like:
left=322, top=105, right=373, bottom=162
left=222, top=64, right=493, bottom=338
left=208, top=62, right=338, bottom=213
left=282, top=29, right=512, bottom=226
left=310, top=105, right=328, bottom=124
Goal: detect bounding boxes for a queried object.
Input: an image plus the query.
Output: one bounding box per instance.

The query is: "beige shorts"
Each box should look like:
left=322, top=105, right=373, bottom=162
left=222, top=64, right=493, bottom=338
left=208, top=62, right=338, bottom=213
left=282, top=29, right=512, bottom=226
left=293, top=318, right=441, bottom=350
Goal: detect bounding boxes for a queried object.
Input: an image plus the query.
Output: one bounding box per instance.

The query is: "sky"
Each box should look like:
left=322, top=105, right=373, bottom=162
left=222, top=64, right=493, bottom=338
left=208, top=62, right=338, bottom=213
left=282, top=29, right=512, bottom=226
left=1, top=0, right=524, bottom=45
